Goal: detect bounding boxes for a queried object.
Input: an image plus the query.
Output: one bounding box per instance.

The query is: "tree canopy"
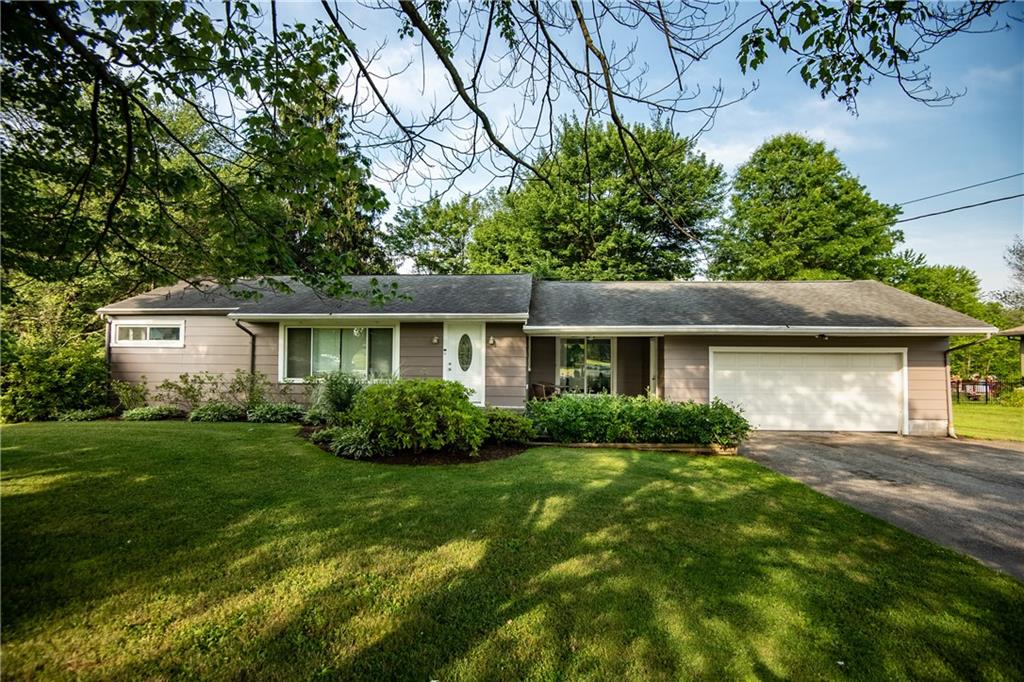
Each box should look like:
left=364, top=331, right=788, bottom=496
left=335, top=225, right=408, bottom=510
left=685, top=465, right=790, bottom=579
left=709, top=133, right=902, bottom=281
left=385, top=195, right=489, bottom=275
left=469, top=121, right=725, bottom=280
left=1, top=0, right=1007, bottom=292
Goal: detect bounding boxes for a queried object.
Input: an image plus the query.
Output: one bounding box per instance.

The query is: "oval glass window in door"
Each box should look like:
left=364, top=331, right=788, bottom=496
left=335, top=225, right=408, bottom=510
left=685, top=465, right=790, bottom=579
left=458, top=334, right=473, bottom=371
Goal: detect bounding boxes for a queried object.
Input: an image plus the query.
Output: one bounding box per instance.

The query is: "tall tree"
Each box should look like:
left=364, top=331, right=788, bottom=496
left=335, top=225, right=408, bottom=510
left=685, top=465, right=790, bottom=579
left=1, top=1, right=389, bottom=300
left=2, top=1, right=1006, bottom=286
left=469, top=121, right=725, bottom=280
left=385, top=195, right=489, bottom=274
left=710, top=133, right=902, bottom=281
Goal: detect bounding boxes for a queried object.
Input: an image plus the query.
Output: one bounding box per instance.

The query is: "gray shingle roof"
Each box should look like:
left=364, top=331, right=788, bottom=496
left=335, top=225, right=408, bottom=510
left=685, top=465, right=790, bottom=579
left=99, top=276, right=995, bottom=332
left=98, top=275, right=534, bottom=317
left=525, top=279, right=995, bottom=331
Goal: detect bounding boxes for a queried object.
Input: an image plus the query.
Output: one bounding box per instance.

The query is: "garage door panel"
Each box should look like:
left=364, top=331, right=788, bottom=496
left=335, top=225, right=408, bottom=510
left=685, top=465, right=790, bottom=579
left=712, top=350, right=902, bottom=432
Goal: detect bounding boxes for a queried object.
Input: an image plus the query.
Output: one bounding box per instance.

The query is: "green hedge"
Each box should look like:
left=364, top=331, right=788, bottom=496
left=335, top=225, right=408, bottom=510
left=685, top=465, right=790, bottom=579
left=122, top=406, right=185, bottom=421
left=526, top=394, right=751, bottom=447
left=349, top=379, right=486, bottom=455
left=484, top=407, right=535, bottom=445
left=0, top=336, right=109, bottom=422
left=247, top=402, right=307, bottom=423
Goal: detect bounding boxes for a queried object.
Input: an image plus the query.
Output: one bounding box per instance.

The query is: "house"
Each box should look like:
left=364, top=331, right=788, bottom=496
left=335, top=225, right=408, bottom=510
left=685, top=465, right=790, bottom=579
left=98, top=275, right=996, bottom=436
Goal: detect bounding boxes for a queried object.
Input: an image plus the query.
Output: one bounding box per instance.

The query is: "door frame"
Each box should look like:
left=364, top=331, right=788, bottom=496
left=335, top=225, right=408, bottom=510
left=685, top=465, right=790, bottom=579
left=443, top=321, right=487, bottom=404
left=708, top=346, right=909, bottom=434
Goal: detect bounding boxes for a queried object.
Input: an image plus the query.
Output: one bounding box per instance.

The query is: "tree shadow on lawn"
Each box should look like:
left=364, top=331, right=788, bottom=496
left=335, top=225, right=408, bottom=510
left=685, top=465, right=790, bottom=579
left=2, top=422, right=1022, bottom=680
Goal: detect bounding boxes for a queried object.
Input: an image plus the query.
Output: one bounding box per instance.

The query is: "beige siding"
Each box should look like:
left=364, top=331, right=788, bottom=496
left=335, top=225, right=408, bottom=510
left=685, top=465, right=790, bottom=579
left=109, top=315, right=290, bottom=396
left=486, top=323, right=528, bottom=408
left=662, top=335, right=950, bottom=427
left=399, top=323, right=443, bottom=378
left=529, top=336, right=556, bottom=386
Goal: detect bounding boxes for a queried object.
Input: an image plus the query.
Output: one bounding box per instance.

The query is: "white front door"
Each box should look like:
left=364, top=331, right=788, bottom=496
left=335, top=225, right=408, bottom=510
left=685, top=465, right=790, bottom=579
left=444, top=322, right=486, bottom=404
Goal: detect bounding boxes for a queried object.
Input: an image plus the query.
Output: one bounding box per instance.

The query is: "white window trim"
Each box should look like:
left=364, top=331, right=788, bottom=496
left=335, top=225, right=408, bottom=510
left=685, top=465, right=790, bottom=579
left=554, top=336, right=617, bottom=395
left=707, top=346, right=909, bottom=435
left=278, top=322, right=400, bottom=383
left=110, top=319, right=185, bottom=348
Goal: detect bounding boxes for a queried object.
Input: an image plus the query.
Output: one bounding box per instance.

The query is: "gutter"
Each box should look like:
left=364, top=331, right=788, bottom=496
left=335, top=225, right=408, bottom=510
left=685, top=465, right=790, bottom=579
left=943, top=334, right=992, bottom=438
left=234, top=320, right=257, bottom=374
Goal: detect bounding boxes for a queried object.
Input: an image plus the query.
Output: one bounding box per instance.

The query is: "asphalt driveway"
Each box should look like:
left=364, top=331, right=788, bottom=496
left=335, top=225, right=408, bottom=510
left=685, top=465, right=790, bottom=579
left=741, top=432, right=1024, bottom=581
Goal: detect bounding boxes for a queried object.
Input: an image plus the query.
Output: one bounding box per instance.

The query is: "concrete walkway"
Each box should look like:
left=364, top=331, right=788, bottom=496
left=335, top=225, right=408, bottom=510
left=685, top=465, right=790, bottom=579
left=741, top=432, right=1024, bottom=581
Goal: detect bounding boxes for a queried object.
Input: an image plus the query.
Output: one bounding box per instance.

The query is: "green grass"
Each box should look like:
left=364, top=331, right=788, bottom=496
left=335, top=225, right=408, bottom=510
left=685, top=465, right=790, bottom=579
left=953, top=402, right=1024, bottom=441
left=2, top=423, right=1022, bottom=680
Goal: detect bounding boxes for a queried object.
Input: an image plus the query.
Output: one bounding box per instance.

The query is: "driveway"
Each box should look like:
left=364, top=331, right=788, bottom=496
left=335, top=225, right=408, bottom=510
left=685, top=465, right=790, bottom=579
left=741, top=432, right=1024, bottom=581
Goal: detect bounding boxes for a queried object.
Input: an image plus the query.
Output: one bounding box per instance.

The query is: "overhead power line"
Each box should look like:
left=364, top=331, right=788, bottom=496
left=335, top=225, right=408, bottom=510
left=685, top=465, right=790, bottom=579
left=898, top=172, right=1024, bottom=207
left=894, top=193, right=1024, bottom=224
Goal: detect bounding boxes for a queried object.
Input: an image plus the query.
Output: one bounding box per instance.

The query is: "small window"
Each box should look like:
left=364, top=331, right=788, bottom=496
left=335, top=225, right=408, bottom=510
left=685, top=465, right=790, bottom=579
left=112, top=321, right=185, bottom=347
left=458, top=334, right=473, bottom=371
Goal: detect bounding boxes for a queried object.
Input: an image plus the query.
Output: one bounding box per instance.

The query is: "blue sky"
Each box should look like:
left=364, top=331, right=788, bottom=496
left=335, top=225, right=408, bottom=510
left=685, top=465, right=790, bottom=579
left=284, top=3, right=1022, bottom=292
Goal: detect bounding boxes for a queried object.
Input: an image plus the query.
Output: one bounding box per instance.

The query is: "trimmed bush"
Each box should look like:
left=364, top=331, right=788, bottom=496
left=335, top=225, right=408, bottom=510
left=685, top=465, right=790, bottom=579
left=350, top=378, right=486, bottom=455
left=309, top=426, right=346, bottom=446
left=484, top=407, right=535, bottom=445
left=998, top=387, right=1024, bottom=408
left=247, top=402, right=307, bottom=423
left=189, top=401, right=246, bottom=422
left=328, top=423, right=385, bottom=459
left=225, top=369, right=272, bottom=410
left=111, top=378, right=149, bottom=411
left=57, top=406, right=117, bottom=422
left=122, top=406, right=186, bottom=421
left=0, top=336, right=109, bottom=422
left=307, top=372, right=365, bottom=425
left=527, top=394, right=750, bottom=447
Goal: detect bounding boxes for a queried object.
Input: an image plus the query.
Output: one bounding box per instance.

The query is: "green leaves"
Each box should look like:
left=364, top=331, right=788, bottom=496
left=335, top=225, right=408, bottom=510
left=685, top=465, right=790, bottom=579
left=709, top=133, right=901, bottom=281
left=468, top=119, right=726, bottom=280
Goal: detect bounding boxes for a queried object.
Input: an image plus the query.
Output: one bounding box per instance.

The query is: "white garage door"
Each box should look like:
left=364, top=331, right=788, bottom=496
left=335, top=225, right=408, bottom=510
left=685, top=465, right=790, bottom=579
left=711, top=350, right=904, bottom=432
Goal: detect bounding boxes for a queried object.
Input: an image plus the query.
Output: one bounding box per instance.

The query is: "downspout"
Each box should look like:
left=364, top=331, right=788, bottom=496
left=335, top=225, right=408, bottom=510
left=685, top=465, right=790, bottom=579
left=943, top=334, right=992, bottom=438
left=234, top=320, right=257, bottom=374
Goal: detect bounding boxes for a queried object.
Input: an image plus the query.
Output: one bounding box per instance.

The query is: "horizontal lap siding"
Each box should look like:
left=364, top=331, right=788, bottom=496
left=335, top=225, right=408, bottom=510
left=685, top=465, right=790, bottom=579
left=486, top=323, right=527, bottom=408
left=109, top=316, right=286, bottom=395
left=399, top=323, right=442, bottom=378
left=663, top=335, right=950, bottom=421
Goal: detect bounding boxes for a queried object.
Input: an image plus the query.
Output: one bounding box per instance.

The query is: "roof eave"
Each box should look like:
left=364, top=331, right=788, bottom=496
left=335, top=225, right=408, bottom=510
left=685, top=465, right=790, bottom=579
left=228, top=312, right=529, bottom=322
left=521, top=325, right=998, bottom=336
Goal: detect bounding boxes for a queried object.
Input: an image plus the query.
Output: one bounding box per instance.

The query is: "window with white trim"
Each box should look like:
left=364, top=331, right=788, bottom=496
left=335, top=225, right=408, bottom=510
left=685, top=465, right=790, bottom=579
left=558, top=337, right=612, bottom=394
left=111, top=320, right=185, bottom=347
left=284, top=327, right=394, bottom=380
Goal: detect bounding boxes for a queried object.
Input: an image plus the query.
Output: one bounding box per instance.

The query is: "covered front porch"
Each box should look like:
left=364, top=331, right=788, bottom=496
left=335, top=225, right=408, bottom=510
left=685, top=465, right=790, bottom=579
left=527, top=336, right=663, bottom=398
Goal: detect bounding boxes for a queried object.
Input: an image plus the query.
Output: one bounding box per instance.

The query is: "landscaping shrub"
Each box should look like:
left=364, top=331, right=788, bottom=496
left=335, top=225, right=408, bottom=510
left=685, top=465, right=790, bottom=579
left=111, top=378, right=149, bottom=411
left=56, top=406, right=117, bottom=422
left=247, top=402, right=306, bottom=423
left=122, top=406, right=186, bottom=421
left=155, top=372, right=222, bottom=412
left=224, top=369, right=272, bottom=410
left=350, top=378, right=486, bottom=455
left=307, top=372, right=365, bottom=425
left=527, top=394, right=751, bottom=447
left=309, top=426, right=346, bottom=446
left=327, top=423, right=385, bottom=459
left=188, top=401, right=246, bottom=422
left=0, top=336, right=109, bottom=422
left=484, top=407, right=535, bottom=445
left=998, top=387, right=1024, bottom=408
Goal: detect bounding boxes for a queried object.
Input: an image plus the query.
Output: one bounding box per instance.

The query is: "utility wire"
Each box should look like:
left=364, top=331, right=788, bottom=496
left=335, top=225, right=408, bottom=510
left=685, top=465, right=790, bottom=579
left=898, top=172, right=1024, bottom=207
left=893, top=193, right=1024, bottom=224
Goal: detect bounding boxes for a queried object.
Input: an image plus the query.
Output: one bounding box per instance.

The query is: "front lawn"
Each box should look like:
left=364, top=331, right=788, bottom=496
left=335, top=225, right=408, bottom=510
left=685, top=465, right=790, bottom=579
left=3, top=423, right=1022, bottom=680
left=953, top=402, right=1024, bottom=441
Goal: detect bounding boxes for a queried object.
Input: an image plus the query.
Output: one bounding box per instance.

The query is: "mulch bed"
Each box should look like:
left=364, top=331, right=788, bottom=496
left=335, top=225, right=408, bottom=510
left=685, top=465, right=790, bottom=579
left=297, top=425, right=528, bottom=465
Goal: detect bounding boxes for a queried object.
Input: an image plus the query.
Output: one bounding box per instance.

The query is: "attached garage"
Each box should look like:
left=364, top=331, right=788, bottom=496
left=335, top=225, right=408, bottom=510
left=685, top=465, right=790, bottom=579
left=710, top=348, right=907, bottom=433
